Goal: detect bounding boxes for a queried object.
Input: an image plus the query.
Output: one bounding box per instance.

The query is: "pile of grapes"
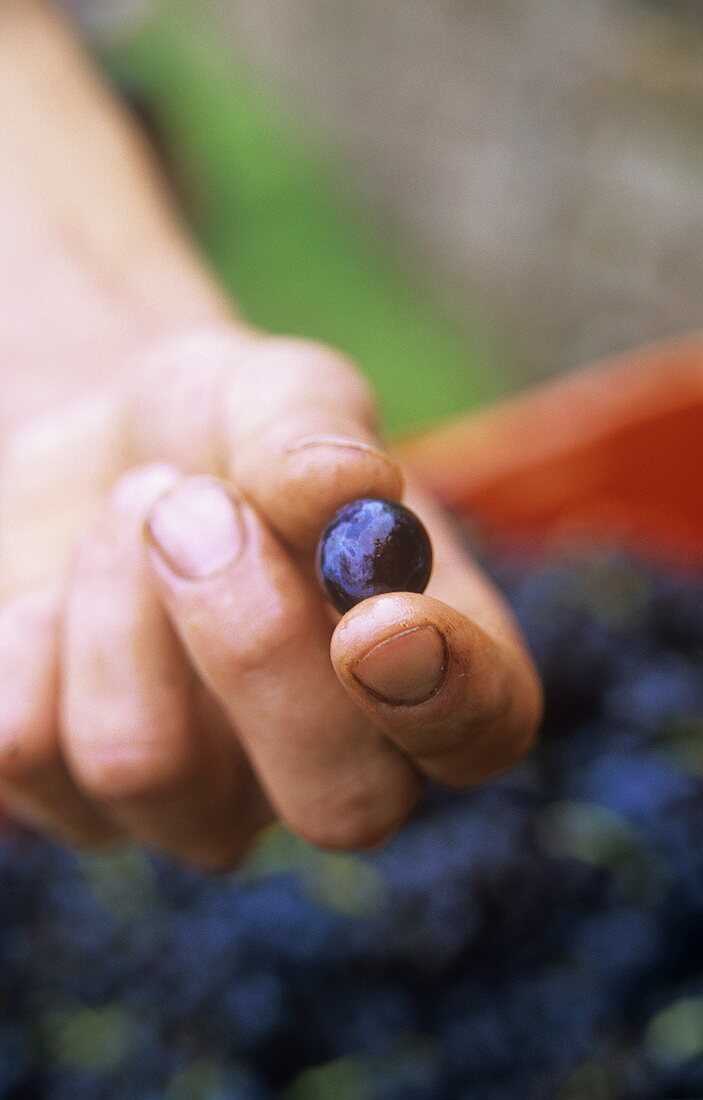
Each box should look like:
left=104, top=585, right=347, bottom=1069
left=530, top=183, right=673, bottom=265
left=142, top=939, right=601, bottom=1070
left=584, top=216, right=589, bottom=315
left=1, top=545, right=702, bottom=1100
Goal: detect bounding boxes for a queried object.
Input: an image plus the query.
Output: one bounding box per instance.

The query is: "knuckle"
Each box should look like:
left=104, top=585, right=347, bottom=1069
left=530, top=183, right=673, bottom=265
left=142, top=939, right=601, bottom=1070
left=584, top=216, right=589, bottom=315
left=233, top=616, right=300, bottom=676
left=257, top=337, right=379, bottom=424
left=205, top=600, right=303, bottom=680
left=127, top=325, right=241, bottom=473
left=74, top=722, right=190, bottom=804
left=132, top=326, right=244, bottom=388
left=79, top=751, right=177, bottom=803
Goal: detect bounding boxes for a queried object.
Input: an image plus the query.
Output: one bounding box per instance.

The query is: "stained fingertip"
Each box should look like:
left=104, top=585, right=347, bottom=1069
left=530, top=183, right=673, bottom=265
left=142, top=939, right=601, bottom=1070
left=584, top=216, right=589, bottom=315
left=332, top=594, right=452, bottom=707
left=332, top=592, right=541, bottom=787
left=351, top=624, right=448, bottom=706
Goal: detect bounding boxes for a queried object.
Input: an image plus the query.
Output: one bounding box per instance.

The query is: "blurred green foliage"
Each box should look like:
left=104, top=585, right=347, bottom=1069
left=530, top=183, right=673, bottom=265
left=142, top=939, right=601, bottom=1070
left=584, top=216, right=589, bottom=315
left=241, top=824, right=389, bottom=918
left=40, top=1004, right=131, bottom=1071
left=645, top=997, right=703, bottom=1065
left=98, top=3, right=506, bottom=434
left=285, top=1057, right=374, bottom=1100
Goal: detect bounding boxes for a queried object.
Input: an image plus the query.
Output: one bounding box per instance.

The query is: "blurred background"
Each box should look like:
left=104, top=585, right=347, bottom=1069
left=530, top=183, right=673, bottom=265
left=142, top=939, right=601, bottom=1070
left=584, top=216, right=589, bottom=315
left=2, top=7, right=702, bottom=1099
left=60, top=0, right=703, bottom=433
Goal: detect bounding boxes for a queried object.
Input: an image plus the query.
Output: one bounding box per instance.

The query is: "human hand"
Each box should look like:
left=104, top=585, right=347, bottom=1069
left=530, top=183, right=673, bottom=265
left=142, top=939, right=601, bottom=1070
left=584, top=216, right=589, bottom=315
left=0, top=2, right=541, bottom=865
left=0, top=328, right=542, bottom=866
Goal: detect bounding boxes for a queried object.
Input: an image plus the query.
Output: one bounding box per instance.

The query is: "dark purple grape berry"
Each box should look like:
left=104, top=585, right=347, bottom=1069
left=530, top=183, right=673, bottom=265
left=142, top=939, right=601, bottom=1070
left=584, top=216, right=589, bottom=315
left=316, top=497, right=433, bottom=613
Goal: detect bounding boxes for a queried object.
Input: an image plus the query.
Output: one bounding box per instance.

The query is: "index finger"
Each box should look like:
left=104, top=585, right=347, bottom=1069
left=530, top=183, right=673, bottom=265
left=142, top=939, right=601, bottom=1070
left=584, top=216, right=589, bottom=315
left=143, top=475, right=422, bottom=850
left=127, top=329, right=403, bottom=552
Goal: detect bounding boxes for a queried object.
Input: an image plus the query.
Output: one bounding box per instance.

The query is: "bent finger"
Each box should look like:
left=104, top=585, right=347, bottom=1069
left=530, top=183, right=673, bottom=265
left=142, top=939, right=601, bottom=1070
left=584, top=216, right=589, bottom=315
left=61, top=464, right=268, bottom=867
left=127, top=330, right=402, bottom=553
left=144, top=475, right=422, bottom=850
left=0, top=584, right=119, bottom=845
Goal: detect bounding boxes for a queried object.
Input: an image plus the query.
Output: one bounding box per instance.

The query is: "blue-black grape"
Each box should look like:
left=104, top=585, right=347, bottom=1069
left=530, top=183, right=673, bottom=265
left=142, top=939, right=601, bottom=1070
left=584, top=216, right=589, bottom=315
left=316, top=498, right=432, bottom=613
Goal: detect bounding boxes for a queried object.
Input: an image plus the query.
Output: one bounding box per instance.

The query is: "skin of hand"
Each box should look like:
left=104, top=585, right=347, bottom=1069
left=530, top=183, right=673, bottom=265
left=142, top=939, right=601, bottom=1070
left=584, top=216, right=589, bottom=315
left=0, top=1, right=543, bottom=867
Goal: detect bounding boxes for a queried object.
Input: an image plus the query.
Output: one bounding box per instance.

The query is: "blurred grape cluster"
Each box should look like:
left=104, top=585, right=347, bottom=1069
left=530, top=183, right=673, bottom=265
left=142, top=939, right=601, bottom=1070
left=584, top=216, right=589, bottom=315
left=1, top=545, right=702, bottom=1099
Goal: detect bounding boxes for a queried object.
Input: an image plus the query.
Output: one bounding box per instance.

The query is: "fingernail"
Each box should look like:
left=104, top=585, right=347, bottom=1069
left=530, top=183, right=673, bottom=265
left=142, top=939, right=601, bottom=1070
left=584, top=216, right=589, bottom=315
left=352, top=624, right=447, bottom=705
left=145, top=479, right=244, bottom=580
left=285, top=435, right=393, bottom=463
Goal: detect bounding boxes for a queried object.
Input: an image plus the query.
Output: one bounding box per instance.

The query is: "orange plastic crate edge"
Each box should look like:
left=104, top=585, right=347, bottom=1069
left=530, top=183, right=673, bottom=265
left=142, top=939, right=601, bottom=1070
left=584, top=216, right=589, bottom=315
left=394, top=333, right=703, bottom=570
